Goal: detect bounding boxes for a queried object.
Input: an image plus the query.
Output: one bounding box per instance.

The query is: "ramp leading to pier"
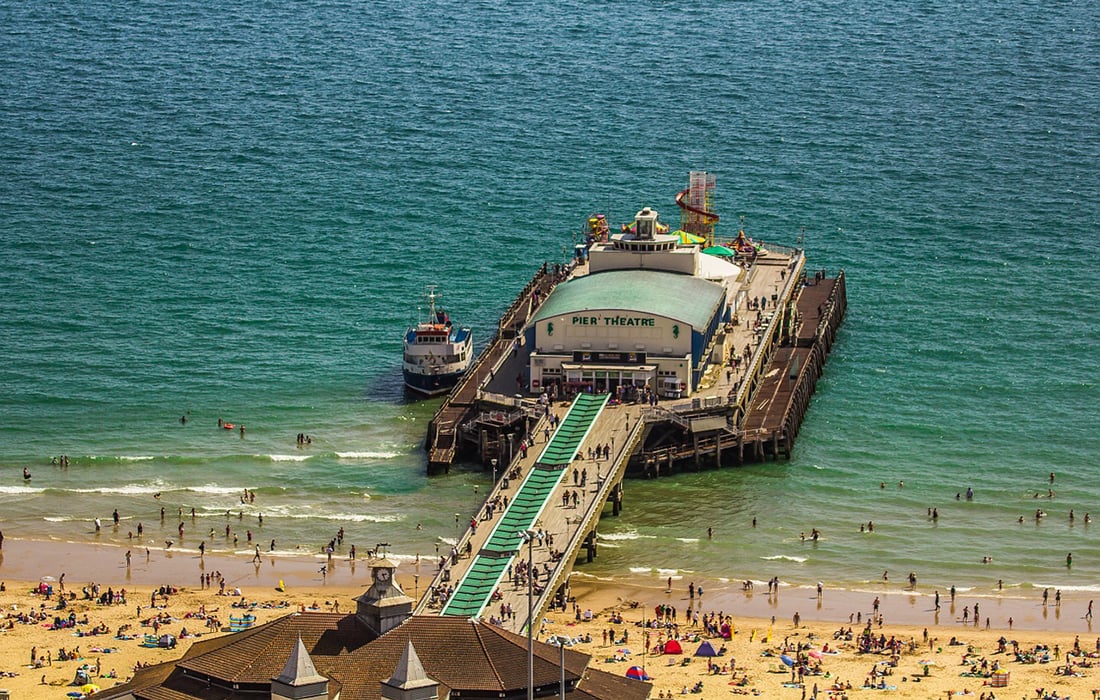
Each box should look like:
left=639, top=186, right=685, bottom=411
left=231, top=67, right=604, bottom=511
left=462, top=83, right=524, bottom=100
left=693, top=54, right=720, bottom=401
left=440, top=394, right=609, bottom=619
left=421, top=393, right=646, bottom=635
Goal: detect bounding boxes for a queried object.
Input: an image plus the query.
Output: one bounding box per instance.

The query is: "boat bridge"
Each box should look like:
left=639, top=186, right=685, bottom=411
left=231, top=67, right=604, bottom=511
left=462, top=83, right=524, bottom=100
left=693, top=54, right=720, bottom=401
left=415, top=392, right=644, bottom=635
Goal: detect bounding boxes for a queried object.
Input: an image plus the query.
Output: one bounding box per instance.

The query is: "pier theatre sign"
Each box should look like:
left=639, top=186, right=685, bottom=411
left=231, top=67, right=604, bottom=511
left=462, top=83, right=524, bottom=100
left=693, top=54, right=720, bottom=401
left=572, top=351, right=648, bottom=365
left=571, top=315, right=655, bottom=327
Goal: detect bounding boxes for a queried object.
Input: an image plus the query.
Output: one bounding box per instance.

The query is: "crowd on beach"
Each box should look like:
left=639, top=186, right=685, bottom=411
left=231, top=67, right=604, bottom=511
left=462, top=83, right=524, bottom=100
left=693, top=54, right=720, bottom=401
left=532, top=582, right=1100, bottom=700
left=0, top=571, right=313, bottom=696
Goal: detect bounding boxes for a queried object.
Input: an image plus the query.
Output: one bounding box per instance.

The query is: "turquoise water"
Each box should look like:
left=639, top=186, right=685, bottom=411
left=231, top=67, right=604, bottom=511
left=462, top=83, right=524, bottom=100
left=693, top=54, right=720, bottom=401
left=2, top=0, right=1098, bottom=596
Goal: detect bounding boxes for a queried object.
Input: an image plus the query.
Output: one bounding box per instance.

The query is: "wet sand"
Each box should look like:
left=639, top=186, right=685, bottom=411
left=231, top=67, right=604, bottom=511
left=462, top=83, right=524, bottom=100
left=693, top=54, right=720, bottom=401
left=1, top=538, right=1098, bottom=699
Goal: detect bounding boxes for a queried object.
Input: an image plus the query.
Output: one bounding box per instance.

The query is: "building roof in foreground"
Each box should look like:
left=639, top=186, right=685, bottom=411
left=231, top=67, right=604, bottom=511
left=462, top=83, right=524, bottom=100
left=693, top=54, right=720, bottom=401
left=99, top=614, right=650, bottom=700
left=531, top=269, right=725, bottom=330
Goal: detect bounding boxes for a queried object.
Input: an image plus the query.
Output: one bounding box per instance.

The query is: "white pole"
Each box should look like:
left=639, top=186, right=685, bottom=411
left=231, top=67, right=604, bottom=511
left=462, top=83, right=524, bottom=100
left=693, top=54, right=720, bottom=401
left=528, top=532, right=535, bottom=700
left=559, top=637, right=566, bottom=699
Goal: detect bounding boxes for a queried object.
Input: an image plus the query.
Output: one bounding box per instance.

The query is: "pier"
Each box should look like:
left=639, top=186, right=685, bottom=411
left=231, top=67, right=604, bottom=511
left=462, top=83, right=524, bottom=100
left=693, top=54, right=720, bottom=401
left=418, top=180, right=846, bottom=628
left=418, top=253, right=845, bottom=633
left=427, top=248, right=846, bottom=477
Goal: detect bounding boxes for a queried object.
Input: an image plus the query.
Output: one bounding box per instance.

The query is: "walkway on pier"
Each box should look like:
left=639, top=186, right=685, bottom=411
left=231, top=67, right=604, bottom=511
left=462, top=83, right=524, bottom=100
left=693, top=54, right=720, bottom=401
left=741, top=273, right=844, bottom=437
left=439, top=394, right=608, bottom=618
left=419, top=393, right=646, bottom=635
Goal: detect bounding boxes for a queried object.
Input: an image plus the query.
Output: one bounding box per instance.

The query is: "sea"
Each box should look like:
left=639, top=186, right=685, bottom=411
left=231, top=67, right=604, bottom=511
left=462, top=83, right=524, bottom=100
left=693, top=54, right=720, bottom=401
left=2, top=0, right=1098, bottom=601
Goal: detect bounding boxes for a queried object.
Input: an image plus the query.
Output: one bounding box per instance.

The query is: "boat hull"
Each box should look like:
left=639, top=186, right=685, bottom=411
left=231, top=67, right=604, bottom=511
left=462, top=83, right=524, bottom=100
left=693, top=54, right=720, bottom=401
left=403, top=368, right=466, bottom=397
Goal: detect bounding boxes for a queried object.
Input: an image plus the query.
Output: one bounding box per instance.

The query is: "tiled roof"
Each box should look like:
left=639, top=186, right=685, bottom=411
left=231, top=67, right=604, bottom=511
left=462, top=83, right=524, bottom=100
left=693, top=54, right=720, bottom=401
left=98, top=612, right=358, bottom=700
left=96, top=612, right=649, bottom=700
left=175, top=612, right=361, bottom=683
left=327, top=616, right=649, bottom=700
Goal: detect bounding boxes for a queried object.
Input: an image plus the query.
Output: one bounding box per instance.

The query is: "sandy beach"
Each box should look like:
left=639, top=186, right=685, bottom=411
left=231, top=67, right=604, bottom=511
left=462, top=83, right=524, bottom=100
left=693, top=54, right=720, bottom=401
left=1, top=538, right=1098, bottom=699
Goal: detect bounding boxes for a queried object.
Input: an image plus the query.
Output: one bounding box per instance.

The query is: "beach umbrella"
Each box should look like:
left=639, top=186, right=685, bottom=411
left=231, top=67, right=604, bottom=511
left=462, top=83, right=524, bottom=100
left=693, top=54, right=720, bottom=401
left=694, top=640, right=719, bottom=657
left=672, top=230, right=705, bottom=245
left=779, top=654, right=795, bottom=667
left=625, top=666, right=651, bottom=681
left=703, top=246, right=736, bottom=257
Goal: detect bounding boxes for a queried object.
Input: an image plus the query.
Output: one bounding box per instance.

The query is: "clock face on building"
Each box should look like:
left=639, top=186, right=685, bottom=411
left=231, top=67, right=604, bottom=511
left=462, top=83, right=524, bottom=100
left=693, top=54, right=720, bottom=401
left=375, top=567, right=391, bottom=583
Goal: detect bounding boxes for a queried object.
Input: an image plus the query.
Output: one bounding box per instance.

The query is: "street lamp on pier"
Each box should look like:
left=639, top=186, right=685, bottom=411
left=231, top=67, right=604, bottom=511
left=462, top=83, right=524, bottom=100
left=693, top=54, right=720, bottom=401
left=549, top=635, right=571, bottom=699
left=491, top=458, right=498, bottom=487
left=518, top=529, right=538, bottom=700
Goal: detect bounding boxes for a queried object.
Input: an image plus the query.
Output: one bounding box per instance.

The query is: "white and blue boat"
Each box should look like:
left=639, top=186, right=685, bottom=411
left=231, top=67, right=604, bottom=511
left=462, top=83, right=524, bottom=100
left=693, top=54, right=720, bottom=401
left=402, top=286, right=473, bottom=397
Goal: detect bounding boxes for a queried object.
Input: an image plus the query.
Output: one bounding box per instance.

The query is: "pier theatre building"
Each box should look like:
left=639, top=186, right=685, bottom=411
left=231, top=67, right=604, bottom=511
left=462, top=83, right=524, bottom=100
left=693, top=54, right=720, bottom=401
left=526, top=206, right=741, bottom=399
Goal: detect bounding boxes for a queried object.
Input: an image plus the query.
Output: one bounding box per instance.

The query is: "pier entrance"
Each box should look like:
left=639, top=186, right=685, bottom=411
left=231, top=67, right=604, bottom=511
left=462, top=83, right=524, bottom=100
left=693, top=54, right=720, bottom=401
left=417, top=392, right=643, bottom=635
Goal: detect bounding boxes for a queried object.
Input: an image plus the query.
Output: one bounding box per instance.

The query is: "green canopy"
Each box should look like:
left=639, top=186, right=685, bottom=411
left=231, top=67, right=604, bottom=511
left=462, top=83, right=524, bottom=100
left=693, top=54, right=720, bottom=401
left=702, top=245, right=736, bottom=257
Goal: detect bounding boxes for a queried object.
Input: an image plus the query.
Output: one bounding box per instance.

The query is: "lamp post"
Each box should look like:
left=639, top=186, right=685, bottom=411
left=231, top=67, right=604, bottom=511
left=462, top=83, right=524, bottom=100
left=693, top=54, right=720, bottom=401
left=519, top=529, right=537, bottom=700
left=550, top=635, right=569, bottom=699
left=491, top=458, right=498, bottom=487
left=454, top=513, right=460, bottom=551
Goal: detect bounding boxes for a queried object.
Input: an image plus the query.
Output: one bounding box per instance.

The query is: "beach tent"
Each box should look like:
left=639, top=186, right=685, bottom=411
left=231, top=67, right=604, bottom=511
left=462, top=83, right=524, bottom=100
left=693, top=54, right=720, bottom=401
left=662, top=639, right=683, bottom=654
left=694, top=640, right=719, bottom=657
left=780, top=654, right=795, bottom=667
left=625, top=666, right=651, bottom=681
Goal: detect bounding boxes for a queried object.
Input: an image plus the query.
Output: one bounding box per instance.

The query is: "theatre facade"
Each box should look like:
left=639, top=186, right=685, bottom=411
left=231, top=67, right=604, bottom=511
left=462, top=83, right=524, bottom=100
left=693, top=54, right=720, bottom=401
left=525, top=207, right=736, bottom=399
